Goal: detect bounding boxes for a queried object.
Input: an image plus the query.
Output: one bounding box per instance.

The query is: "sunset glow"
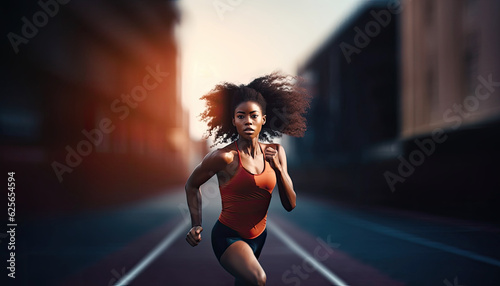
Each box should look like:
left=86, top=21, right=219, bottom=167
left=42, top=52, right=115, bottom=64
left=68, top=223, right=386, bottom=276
left=177, top=0, right=364, bottom=140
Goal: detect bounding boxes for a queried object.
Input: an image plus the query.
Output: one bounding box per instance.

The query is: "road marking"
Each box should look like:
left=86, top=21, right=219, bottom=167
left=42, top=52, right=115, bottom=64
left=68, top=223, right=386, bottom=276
left=114, top=220, right=188, bottom=286
left=268, top=220, right=349, bottom=286
left=342, top=216, right=500, bottom=268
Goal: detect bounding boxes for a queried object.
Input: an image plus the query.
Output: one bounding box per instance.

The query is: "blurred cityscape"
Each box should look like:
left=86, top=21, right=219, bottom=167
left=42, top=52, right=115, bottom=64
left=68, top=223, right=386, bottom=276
left=1, top=0, right=207, bottom=218
left=290, top=0, right=500, bottom=221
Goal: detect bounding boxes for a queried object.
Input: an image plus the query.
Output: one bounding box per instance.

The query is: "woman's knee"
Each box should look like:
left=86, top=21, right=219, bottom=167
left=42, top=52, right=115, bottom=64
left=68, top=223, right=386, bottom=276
left=221, top=241, right=266, bottom=285
left=249, top=269, right=266, bottom=286
left=235, top=269, right=266, bottom=286
left=256, top=270, right=266, bottom=286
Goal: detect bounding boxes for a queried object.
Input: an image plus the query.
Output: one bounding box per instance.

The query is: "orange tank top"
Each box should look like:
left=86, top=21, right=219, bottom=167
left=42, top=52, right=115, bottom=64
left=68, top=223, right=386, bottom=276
left=218, top=141, right=276, bottom=239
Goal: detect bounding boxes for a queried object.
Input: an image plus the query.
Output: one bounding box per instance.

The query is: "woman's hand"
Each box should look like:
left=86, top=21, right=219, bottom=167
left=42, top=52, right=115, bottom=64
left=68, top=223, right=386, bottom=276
left=264, top=146, right=282, bottom=172
left=266, top=144, right=296, bottom=211
left=186, top=226, right=203, bottom=247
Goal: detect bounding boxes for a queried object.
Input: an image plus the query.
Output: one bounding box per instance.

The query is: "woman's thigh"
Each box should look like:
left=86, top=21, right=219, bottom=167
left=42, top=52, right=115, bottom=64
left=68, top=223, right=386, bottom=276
left=219, top=240, right=266, bottom=285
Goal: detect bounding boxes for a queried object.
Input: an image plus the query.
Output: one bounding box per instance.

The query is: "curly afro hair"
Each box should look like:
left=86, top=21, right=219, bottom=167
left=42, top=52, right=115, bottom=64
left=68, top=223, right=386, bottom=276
left=200, top=71, right=311, bottom=146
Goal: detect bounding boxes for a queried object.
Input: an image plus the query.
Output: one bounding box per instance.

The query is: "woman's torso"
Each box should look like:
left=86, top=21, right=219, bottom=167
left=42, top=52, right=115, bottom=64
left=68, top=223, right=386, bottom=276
left=216, top=141, right=277, bottom=239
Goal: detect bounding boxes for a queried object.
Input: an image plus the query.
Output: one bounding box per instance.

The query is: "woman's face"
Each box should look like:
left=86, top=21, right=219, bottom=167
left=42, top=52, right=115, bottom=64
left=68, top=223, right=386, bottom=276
left=232, top=101, right=266, bottom=140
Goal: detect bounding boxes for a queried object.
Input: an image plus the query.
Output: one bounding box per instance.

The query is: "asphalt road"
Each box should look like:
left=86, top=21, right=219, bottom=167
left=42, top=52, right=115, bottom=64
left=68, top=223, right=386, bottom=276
left=9, top=177, right=500, bottom=285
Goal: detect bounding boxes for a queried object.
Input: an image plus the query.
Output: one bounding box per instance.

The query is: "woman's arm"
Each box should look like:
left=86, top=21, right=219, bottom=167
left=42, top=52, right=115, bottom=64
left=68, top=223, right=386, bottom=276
left=185, top=150, right=229, bottom=246
left=265, top=144, right=296, bottom=212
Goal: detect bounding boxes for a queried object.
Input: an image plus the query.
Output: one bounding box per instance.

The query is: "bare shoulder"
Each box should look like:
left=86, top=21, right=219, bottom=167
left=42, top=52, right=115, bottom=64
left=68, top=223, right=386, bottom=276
left=205, top=142, right=237, bottom=168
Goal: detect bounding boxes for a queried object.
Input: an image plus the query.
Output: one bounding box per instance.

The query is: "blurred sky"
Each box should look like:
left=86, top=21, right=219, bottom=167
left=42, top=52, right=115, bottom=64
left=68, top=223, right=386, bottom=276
left=178, top=0, right=366, bottom=139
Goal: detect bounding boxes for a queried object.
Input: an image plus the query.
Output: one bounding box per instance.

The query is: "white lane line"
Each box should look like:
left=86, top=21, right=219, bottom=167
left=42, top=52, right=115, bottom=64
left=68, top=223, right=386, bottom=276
left=114, top=221, right=188, bottom=286
left=268, top=220, right=349, bottom=286
left=342, top=216, right=500, bottom=268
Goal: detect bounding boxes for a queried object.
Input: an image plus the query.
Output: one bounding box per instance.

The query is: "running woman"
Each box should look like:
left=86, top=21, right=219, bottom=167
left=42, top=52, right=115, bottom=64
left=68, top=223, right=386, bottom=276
left=185, top=72, right=310, bottom=285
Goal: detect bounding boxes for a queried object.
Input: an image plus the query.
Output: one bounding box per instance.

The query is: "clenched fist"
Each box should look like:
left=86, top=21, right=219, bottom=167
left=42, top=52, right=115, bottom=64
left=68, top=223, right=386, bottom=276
left=186, top=226, right=203, bottom=247
left=264, top=146, right=281, bottom=171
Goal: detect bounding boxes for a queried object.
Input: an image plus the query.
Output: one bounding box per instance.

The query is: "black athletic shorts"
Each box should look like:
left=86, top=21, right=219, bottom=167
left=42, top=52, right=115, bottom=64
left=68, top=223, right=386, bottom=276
left=211, top=219, right=267, bottom=262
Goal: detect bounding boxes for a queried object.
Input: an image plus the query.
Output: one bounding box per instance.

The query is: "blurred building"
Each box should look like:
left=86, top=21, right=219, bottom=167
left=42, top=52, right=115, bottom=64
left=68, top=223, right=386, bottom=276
left=289, top=0, right=400, bottom=202
left=291, top=0, right=500, bottom=219
left=1, top=0, right=201, bottom=217
left=401, top=0, right=500, bottom=136
left=293, top=0, right=400, bottom=168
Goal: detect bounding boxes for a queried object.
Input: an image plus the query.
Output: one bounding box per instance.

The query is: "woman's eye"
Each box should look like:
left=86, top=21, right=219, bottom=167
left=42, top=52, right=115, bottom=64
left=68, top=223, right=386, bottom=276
left=237, top=115, right=243, bottom=119
left=252, top=115, right=258, bottom=118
